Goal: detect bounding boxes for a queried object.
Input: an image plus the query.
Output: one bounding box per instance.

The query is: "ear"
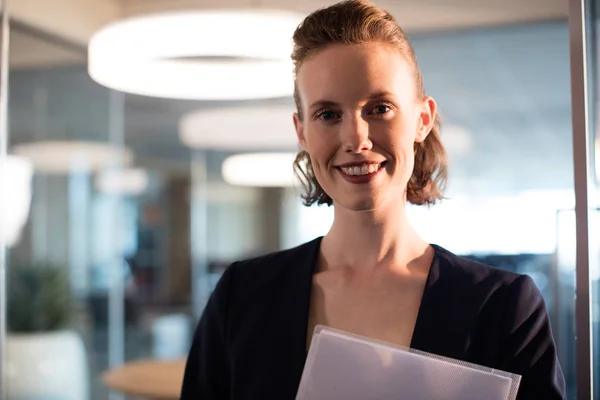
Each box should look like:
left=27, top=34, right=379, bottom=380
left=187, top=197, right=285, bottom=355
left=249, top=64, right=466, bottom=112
left=293, top=112, right=307, bottom=149
left=415, top=96, right=437, bottom=143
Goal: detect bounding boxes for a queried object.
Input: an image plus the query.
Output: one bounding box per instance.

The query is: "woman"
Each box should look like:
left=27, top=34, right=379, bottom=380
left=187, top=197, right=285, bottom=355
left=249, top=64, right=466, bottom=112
left=181, top=1, right=566, bottom=399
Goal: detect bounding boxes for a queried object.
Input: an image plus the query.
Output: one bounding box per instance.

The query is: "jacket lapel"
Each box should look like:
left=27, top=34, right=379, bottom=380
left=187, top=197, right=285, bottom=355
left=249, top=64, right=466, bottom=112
left=410, top=246, right=441, bottom=352
left=265, top=237, right=321, bottom=397
left=410, top=244, right=469, bottom=360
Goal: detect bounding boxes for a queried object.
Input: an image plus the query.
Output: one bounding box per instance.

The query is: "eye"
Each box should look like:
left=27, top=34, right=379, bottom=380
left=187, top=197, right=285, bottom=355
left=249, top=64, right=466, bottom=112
left=371, top=104, right=392, bottom=115
left=316, top=110, right=341, bottom=122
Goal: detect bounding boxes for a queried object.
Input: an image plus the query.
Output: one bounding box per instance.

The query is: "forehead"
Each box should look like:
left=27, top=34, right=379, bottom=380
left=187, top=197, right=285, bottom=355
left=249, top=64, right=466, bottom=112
left=296, top=42, right=417, bottom=104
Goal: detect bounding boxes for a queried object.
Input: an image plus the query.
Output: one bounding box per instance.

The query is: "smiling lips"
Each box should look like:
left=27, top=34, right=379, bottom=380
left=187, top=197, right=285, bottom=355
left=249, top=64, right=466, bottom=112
left=340, top=163, right=383, bottom=176
left=336, top=161, right=386, bottom=183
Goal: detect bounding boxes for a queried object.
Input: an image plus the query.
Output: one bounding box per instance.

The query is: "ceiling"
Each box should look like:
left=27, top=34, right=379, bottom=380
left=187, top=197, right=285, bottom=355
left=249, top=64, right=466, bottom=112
left=12, top=0, right=568, bottom=48
left=7, top=0, right=574, bottom=195
left=9, top=0, right=569, bottom=70
left=10, top=28, right=85, bottom=69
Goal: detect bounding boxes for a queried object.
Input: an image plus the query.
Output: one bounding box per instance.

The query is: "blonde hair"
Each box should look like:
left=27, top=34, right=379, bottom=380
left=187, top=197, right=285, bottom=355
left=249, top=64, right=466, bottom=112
left=291, top=0, right=447, bottom=206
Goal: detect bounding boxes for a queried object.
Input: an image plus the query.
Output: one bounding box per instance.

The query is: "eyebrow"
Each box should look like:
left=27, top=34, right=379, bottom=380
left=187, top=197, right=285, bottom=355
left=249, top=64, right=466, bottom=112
left=366, top=91, right=396, bottom=101
left=308, top=91, right=396, bottom=110
left=308, top=100, right=339, bottom=111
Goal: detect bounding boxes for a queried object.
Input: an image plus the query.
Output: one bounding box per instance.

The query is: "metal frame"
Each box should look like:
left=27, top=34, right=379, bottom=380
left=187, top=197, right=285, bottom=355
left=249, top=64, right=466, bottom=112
left=0, top=1, right=9, bottom=399
left=569, top=0, right=594, bottom=398
left=107, top=90, right=126, bottom=400
left=190, top=151, right=209, bottom=320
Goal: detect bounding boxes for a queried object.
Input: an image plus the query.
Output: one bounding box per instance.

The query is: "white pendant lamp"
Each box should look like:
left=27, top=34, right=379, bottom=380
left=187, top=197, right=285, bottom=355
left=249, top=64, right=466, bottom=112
left=95, top=168, right=149, bottom=196
left=88, top=10, right=303, bottom=100
left=222, top=152, right=300, bottom=187
left=179, top=105, right=299, bottom=151
left=12, top=141, right=133, bottom=174
left=0, top=156, right=34, bottom=247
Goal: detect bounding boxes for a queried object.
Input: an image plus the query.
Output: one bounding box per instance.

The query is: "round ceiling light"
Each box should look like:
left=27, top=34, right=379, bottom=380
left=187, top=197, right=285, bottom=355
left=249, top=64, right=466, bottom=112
left=88, top=10, right=303, bottom=100
left=179, top=105, right=299, bottom=150
left=12, top=141, right=133, bottom=174
left=95, top=168, right=149, bottom=196
left=0, top=155, right=33, bottom=247
left=222, top=152, right=299, bottom=187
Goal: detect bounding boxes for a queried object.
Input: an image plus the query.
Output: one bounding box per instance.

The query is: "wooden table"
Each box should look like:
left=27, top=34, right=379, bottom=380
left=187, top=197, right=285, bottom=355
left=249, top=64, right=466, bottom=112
left=102, top=358, right=186, bottom=400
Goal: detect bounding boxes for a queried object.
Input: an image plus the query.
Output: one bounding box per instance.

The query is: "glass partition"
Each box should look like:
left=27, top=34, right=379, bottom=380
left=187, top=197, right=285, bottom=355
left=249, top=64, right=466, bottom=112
left=283, top=20, right=577, bottom=397
left=576, top=0, right=600, bottom=398
left=0, top=1, right=9, bottom=399
left=0, top=1, right=586, bottom=399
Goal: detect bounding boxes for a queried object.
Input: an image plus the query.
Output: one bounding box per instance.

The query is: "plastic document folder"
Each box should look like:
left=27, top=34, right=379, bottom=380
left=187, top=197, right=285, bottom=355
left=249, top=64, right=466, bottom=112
left=296, top=326, right=522, bottom=400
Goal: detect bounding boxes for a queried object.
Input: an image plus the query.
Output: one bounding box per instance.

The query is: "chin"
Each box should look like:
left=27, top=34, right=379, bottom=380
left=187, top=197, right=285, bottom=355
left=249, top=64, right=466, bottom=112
left=334, top=197, right=380, bottom=212
left=333, top=189, right=404, bottom=213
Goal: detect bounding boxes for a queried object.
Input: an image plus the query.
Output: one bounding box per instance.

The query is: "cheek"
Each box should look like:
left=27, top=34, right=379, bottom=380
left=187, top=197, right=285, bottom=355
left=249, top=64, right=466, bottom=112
left=304, top=126, right=338, bottom=164
left=308, top=153, right=332, bottom=191
left=383, top=126, right=414, bottom=156
left=308, top=149, right=333, bottom=179
left=387, top=134, right=417, bottom=175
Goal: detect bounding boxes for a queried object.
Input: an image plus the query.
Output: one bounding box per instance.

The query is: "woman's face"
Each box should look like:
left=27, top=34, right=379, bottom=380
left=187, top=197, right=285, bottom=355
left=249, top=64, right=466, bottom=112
left=294, top=42, right=437, bottom=212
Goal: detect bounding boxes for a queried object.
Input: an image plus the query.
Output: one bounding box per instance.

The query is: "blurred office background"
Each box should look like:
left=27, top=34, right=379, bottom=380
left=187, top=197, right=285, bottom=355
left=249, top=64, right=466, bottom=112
left=1, top=0, right=595, bottom=399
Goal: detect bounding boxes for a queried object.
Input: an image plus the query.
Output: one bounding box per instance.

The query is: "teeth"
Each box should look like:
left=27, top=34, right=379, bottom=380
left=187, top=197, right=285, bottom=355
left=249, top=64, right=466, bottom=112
left=341, top=163, right=382, bottom=176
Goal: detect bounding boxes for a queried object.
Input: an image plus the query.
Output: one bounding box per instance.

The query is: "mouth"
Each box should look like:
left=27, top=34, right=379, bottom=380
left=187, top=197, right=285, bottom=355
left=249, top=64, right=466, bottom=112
left=336, top=161, right=387, bottom=177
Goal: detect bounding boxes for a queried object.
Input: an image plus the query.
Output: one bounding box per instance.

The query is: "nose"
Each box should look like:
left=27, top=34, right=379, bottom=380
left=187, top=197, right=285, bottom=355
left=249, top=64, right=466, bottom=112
left=342, top=115, right=372, bottom=154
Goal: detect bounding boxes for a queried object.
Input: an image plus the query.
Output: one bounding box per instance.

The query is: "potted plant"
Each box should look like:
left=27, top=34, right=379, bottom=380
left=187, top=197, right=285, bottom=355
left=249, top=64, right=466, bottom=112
left=5, top=264, right=88, bottom=400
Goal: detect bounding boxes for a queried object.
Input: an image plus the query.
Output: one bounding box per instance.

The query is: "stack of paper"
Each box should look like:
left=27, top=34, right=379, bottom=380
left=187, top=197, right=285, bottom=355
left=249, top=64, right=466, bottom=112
left=297, top=326, right=521, bottom=400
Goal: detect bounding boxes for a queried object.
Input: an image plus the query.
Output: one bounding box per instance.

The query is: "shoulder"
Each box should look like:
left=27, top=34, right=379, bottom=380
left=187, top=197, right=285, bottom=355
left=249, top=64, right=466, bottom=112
left=425, top=245, right=549, bottom=357
left=228, top=237, right=320, bottom=280
left=430, top=244, right=535, bottom=297
left=429, top=247, right=565, bottom=396
left=432, top=244, right=552, bottom=344
left=213, top=237, right=320, bottom=302
left=428, top=245, right=545, bottom=327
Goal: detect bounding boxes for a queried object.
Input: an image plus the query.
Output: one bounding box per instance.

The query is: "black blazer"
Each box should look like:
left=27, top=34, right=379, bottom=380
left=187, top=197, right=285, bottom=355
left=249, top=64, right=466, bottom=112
left=181, top=237, right=566, bottom=399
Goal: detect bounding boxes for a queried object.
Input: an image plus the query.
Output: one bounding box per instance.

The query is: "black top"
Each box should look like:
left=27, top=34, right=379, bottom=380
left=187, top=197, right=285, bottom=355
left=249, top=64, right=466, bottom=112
left=181, top=237, right=566, bottom=399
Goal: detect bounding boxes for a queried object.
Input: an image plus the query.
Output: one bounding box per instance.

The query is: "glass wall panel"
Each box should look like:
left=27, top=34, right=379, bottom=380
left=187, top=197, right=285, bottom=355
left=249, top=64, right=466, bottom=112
left=580, top=0, right=600, bottom=398
left=2, top=2, right=579, bottom=399
left=0, top=1, right=9, bottom=399
left=283, top=21, right=576, bottom=397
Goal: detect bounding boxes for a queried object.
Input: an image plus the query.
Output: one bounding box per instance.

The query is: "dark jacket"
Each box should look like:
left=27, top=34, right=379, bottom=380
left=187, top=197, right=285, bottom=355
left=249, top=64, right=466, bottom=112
left=181, top=237, right=566, bottom=399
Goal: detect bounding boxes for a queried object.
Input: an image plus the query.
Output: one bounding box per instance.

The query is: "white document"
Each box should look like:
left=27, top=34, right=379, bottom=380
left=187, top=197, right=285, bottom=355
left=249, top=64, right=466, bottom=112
left=297, top=326, right=521, bottom=400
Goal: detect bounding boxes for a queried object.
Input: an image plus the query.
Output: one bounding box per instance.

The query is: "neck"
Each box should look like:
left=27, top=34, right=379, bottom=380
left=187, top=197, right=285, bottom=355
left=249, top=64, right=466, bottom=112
left=320, top=202, right=429, bottom=272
